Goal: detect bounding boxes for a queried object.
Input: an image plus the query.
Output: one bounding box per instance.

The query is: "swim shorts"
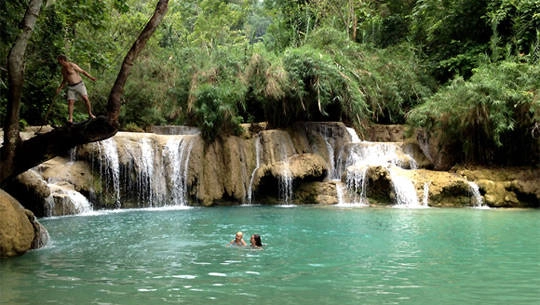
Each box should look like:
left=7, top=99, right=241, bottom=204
left=66, top=81, right=88, bottom=101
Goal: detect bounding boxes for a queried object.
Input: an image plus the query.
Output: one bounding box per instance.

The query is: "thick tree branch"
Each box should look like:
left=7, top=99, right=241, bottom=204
left=107, top=0, right=170, bottom=125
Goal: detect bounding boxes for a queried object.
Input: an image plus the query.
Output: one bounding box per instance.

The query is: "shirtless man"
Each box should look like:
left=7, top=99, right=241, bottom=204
left=56, top=54, right=96, bottom=123
left=229, top=231, right=247, bottom=246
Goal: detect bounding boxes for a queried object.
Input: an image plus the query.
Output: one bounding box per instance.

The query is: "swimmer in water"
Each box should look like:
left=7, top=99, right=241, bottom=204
left=250, top=234, right=263, bottom=249
left=229, top=231, right=247, bottom=246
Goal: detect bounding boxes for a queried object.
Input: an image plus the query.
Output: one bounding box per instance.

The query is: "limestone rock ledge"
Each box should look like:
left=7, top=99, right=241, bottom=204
left=4, top=123, right=540, bottom=216
left=0, top=189, right=48, bottom=258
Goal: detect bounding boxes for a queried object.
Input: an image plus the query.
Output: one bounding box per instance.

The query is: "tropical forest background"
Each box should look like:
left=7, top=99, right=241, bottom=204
left=1, top=0, right=539, bottom=166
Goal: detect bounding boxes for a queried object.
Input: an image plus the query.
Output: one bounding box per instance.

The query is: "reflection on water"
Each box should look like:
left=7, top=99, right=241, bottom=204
left=1, top=207, right=539, bottom=305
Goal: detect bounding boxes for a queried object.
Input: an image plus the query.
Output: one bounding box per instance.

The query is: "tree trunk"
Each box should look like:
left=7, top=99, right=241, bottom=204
left=107, top=0, right=170, bottom=125
left=1, top=0, right=43, bottom=184
left=0, top=0, right=169, bottom=186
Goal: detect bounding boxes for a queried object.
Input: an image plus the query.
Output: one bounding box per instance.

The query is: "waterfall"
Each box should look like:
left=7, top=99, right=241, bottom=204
left=247, top=135, right=262, bottom=204
left=467, top=181, right=485, bottom=208
left=91, top=133, right=197, bottom=209
left=45, top=184, right=92, bottom=216
left=344, top=166, right=369, bottom=205
left=97, top=138, right=121, bottom=207
left=390, top=169, right=420, bottom=207
left=277, top=134, right=296, bottom=204
left=279, top=166, right=293, bottom=204
left=340, top=141, right=420, bottom=206
left=324, top=135, right=337, bottom=180
left=138, top=137, right=156, bottom=205
left=335, top=181, right=345, bottom=205
left=422, top=182, right=430, bottom=206
left=346, top=127, right=361, bottom=143
left=163, top=135, right=195, bottom=206
left=68, top=147, right=77, bottom=163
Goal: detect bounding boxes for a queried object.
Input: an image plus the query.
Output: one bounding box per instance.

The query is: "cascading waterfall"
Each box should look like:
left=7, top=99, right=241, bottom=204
left=422, top=182, right=430, bottom=206
left=346, top=127, right=361, bottom=143
left=338, top=132, right=421, bottom=206
left=279, top=167, right=293, bottom=204
left=69, top=147, right=77, bottom=163
left=344, top=166, right=369, bottom=205
left=390, top=170, right=420, bottom=207
left=138, top=137, right=156, bottom=205
left=45, top=184, right=92, bottom=216
left=92, top=133, right=197, bottom=208
left=163, top=136, right=195, bottom=206
left=97, top=138, right=121, bottom=207
left=467, top=181, right=485, bottom=208
left=62, top=124, right=430, bottom=210
left=237, top=141, right=251, bottom=204
left=278, top=135, right=296, bottom=204
left=324, top=135, right=337, bottom=179
left=247, top=135, right=262, bottom=204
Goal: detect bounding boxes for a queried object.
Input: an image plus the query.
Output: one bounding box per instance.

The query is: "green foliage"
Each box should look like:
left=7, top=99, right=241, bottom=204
left=487, top=0, right=540, bottom=57
left=305, top=27, right=432, bottom=124
left=280, top=45, right=367, bottom=127
left=410, top=0, right=492, bottom=81
left=407, top=60, right=540, bottom=164
left=2, top=0, right=538, bottom=167
left=191, top=82, right=246, bottom=142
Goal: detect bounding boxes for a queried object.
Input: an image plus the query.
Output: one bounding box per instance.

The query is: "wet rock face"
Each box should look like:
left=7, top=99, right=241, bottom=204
left=0, top=189, right=46, bottom=257
left=7, top=123, right=540, bottom=212
left=253, top=153, right=328, bottom=204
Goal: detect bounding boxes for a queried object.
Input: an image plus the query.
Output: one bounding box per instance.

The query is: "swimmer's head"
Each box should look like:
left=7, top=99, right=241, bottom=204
left=235, top=232, right=243, bottom=239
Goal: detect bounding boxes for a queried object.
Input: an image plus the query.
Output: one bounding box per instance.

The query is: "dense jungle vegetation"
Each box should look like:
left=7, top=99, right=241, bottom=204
left=1, top=0, right=539, bottom=166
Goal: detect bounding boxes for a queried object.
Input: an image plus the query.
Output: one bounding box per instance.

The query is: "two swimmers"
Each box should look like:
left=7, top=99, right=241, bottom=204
left=229, top=231, right=263, bottom=249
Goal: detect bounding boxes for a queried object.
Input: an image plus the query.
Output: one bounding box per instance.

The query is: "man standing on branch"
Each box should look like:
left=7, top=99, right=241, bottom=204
left=56, top=54, right=97, bottom=123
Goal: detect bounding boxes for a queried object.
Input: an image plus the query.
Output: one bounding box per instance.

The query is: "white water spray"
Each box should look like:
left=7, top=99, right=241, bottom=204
left=163, top=136, right=195, bottom=206
left=390, top=169, right=420, bottom=207
left=98, top=138, right=121, bottom=207
left=247, top=135, right=262, bottom=204
left=467, top=181, right=485, bottom=208
left=422, top=182, right=430, bottom=206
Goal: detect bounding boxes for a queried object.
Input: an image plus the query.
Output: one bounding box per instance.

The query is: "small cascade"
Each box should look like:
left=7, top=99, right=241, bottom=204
left=346, top=127, right=361, bottom=143
left=339, top=139, right=420, bottom=206
left=237, top=141, right=251, bottom=204
left=45, top=184, right=92, bottom=216
left=163, top=135, right=195, bottom=206
left=335, top=181, right=345, bottom=204
left=97, top=138, right=121, bottom=207
left=323, top=135, right=337, bottom=179
left=467, top=181, right=485, bottom=208
left=68, top=146, right=77, bottom=163
left=390, top=169, right=420, bottom=207
left=247, top=135, right=262, bottom=204
left=308, top=124, right=340, bottom=180
left=278, top=166, right=294, bottom=204
left=138, top=137, right=156, bottom=205
left=91, top=133, right=197, bottom=209
left=277, top=134, right=296, bottom=204
left=422, top=182, right=430, bottom=206
left=344, top=166, right=369, bottom=205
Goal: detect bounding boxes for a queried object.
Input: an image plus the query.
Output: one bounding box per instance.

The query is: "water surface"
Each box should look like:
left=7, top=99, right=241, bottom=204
left=1, top=206, right=538, bottom=305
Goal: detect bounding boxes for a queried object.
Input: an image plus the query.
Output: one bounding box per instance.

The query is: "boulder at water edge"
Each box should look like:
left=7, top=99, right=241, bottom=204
left=0, top=189, right=48, bottom=258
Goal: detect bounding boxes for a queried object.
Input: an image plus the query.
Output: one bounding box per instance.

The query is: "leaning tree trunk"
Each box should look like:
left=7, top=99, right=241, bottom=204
left=0, top=0, right=169, bottom=186
left=1, top=0, right=43, bottom=184
left=107, top=0, right=169, bottom=126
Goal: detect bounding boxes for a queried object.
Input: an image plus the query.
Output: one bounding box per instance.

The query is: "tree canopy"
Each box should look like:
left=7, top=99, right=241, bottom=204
left=1, top=0, right=538, bottom=166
